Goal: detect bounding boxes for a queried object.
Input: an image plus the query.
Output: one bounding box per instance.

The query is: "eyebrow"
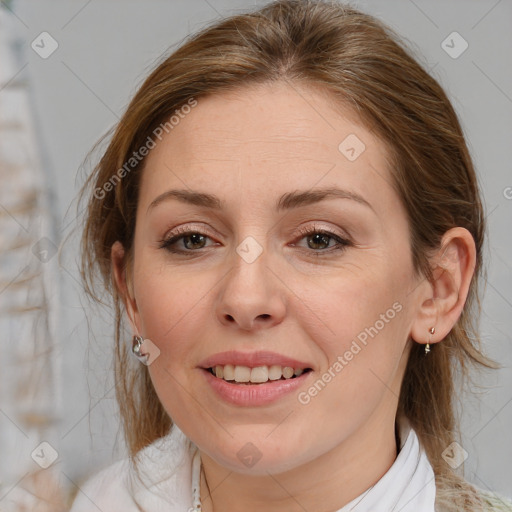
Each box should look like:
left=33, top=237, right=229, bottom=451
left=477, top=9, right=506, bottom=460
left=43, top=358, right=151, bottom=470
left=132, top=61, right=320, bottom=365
left=146, top=187, right=374, bottom=214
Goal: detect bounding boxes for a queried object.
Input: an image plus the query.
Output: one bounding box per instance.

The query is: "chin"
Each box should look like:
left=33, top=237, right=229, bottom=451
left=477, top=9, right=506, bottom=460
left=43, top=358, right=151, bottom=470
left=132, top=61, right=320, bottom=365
left=195, top=428, right=316, bottom=476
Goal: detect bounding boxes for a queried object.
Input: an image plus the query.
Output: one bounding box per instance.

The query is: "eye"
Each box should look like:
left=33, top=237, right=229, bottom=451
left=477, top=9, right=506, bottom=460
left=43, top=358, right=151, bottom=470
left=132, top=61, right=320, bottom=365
left=292, top=225, right=351, bottom=254
left=159, top=224, right=351, bottom=256
left=159, top=228, right=217, bottom=254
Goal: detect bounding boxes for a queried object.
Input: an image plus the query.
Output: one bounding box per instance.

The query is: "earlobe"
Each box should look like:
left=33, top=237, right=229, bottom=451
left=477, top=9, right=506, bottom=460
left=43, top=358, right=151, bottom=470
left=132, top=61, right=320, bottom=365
left=410, top=293, right=439, bottom=347
left=410, top=227, right=476, bottom=348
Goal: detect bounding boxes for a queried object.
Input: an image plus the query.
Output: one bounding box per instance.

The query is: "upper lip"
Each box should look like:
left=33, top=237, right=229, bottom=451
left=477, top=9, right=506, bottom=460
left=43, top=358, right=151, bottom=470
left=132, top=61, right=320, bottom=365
left=198, top=350, right=313, bottom=370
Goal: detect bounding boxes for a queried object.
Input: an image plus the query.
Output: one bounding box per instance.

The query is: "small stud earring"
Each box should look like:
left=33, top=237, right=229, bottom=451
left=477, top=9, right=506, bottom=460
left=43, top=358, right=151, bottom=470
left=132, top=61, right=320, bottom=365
left=425, top=327, right=435, bottom=355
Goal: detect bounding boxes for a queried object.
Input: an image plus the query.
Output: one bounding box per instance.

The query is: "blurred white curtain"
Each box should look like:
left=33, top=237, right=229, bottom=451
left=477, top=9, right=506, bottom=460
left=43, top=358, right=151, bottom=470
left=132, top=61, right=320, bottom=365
left=0, top=6, right=64, bottom=509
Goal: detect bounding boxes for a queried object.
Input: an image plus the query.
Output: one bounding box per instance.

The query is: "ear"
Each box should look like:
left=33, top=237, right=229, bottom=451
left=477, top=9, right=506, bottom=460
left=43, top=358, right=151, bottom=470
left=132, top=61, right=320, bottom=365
left=111, top=241, right=141, bottom=335
left=410, top=227, right=477, bottom=346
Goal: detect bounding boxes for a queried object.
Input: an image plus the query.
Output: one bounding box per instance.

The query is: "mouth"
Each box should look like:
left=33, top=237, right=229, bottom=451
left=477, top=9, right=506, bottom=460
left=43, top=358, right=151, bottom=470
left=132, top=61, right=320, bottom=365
left=206, top=364, right=313, bottom=384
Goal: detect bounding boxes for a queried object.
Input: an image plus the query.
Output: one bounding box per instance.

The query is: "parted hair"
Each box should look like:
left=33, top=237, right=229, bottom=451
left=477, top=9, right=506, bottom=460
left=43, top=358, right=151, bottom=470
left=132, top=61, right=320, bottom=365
left=78, top=1, right=502, bottom=510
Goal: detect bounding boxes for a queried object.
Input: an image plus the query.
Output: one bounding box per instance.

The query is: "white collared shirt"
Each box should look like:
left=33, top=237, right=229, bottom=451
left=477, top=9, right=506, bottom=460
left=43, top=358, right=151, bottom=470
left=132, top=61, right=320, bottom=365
left=337, top=418, right=436, bottom=511
left=70, top=419, right=436, bottom=511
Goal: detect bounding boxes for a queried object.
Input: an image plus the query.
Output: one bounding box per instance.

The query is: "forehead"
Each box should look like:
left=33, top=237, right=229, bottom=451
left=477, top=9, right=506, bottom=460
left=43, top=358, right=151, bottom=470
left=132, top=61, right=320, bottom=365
left=139, top=82, right=395, bottom=212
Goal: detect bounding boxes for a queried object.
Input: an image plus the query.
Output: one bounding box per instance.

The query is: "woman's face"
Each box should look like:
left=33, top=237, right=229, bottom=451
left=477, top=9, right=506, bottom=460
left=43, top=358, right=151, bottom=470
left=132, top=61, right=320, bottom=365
left=120, top=82, right=426, bottom=474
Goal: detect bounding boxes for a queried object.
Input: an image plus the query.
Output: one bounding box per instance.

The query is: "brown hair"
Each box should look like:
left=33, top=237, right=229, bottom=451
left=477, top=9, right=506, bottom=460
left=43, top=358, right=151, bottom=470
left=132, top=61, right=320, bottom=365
left=78, top=1, right=497, bottom=508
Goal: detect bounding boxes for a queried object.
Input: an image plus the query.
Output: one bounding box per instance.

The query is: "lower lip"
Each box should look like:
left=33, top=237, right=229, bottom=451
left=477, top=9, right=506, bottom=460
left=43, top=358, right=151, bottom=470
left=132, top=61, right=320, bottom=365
left=201, top=369, right=311, bottom=406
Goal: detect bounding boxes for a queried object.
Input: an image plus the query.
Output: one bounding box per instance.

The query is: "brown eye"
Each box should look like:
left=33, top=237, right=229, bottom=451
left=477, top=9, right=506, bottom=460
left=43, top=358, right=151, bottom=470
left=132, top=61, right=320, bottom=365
left=306, top=232, right=332, bottom=250
left=159, top=231, right=215, bottom=253
left=293, top=227, right=351, bottom=255
left=182, top=233, right=207, bottom=250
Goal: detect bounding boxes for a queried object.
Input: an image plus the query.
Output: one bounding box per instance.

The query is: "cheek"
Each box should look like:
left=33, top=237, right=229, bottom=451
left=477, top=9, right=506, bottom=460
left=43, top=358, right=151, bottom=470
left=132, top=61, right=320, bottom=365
left=298, top=262, right=404, bottom=349
left=299, top=296, right=408, bottom=428
left=133, top=262, right=210, bottom=361
left=301, top=265, right=409, bottom=408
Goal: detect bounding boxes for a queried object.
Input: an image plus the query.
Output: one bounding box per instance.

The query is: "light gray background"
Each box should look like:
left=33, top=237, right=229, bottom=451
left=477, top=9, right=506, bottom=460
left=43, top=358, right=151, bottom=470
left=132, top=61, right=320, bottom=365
left=3, top=0, right=511, bottom=500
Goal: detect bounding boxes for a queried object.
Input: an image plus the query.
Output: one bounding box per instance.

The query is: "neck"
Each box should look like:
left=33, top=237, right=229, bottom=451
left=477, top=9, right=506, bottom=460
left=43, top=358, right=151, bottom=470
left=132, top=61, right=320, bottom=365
left=199, top=413, right=399, bottom=512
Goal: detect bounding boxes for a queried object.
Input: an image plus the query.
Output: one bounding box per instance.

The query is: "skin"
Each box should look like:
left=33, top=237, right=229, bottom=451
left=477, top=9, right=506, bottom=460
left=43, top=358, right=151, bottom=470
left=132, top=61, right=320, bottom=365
left=112, top=81, right=476, bottom=512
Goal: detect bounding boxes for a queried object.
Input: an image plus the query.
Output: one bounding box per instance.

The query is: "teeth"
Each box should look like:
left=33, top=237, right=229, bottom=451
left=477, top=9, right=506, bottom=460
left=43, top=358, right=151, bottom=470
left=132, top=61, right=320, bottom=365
left=250, top=366, right=268, bottom=383
left=268, top=365, right=283, bottom=380
left=234, top=365, right=251, bottom=383
left=282, top=366, right=294, bottom=379
left=211, top=364, right=308, bottom=384
left=223, top=364, right=235, bottom=381
left=268, top=365, right=282, bottom=380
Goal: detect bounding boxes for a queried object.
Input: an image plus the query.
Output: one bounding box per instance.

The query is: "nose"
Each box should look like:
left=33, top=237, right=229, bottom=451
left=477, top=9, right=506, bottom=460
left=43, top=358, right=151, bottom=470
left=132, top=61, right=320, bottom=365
left=215, top=245, right=287, bottom=331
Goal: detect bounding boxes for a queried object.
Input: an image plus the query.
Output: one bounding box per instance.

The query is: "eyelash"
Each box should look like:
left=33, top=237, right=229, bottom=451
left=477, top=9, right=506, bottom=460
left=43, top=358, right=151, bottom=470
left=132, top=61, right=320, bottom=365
left=158, top=224, right=351, bottom=256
